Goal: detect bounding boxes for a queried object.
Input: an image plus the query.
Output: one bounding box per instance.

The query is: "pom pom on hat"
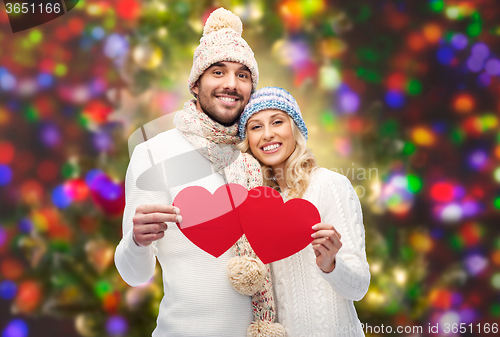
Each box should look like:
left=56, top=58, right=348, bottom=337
left=203, top=7, right=243, bottom=36
left=188, top=7, right=259, bottom=96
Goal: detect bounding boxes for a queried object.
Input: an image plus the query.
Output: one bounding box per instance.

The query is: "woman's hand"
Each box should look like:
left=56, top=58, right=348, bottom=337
left=311, top=223, right=342, bottom=273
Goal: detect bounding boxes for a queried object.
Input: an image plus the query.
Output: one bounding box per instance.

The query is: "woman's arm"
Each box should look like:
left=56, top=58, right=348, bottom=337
left=315, top=172, right=370, bottom=301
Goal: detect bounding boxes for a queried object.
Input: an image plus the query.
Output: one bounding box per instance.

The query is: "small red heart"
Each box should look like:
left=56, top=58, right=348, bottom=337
left=238, top=187, right=319, bottom=264
left=173, top=184, right=248, bottom=257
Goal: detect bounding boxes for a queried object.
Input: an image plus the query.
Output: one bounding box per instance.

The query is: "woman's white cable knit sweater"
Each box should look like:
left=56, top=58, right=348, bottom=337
left=271, top=167, right=370, bottom=337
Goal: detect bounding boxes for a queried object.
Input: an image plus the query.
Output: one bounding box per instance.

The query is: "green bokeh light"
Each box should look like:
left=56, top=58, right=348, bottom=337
left=429, top=0, right=444, bottom=12
left=467, top=22, right=482, bottom=37
left=402, top=142, right=416, bottom=155
left=491, top=303, right=500, bottom=317
left=24, top=105, right=39, bottom=122
left=449, top=234, right=464, bottom=251
left=357, top=67, right=382, bottom=83
left=406, top=80, right=422, bottom=95
left=94, top=280, right=112, bottom=299
left=55, top=64, right=67, bottom=77
left=494, top=197, right=500, bottom=210
left=450, top=128, right=465, bottom=144
left=407, top=175, right=423, bottom=193
left=61, top=161, right=80, bottom=179
left=29, top=30, right=43, bottom=43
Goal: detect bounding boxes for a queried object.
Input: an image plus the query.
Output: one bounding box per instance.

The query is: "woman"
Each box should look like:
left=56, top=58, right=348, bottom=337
left=238, top=87, right=370, bottom=337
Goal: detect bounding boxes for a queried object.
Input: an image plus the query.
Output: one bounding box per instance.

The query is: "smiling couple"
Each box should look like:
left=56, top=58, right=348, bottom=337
left=114, top=7, right=370, bottom=337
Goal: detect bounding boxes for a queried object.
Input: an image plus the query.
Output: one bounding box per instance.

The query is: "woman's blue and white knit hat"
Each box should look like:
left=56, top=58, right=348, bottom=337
left=238, top=86, right=308, bottom=141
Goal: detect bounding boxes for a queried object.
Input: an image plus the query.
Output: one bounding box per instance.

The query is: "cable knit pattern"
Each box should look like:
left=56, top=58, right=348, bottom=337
left=271, top=167, right=370, bottom=337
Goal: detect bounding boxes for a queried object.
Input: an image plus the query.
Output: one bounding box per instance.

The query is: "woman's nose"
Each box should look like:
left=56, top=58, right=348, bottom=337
left=262, top=125, right=275, bottom=140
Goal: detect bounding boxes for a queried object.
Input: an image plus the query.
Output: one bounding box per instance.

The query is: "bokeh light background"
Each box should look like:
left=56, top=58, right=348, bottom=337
left=1, top=0, right=500, bottom=336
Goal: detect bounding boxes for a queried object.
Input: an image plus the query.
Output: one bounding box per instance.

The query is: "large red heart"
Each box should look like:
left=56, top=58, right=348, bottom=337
left=173, top=184, right=247, bottom=257
left=238, top=187, right=319, bottom=264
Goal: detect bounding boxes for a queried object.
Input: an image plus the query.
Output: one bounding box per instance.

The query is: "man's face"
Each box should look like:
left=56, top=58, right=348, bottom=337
left=192, top=61, right=253, bottom=126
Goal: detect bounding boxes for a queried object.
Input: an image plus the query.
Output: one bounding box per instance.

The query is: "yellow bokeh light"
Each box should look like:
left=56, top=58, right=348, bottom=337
left=411, top=127, right=435, bottom=146
left=410, top=232, right=434, bottom=253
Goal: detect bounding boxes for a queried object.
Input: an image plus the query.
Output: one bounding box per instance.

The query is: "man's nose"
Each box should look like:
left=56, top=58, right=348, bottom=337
left=222, top=74, right=238, bottom=90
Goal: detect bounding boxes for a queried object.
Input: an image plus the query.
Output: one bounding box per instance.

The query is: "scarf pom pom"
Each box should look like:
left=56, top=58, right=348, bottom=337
left=227, top=256, right=267, bottom=295
left=247, top=321, right=286, bottom=337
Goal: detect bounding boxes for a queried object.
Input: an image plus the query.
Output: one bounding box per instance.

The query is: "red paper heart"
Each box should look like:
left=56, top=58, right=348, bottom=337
left=238, top=187, right=319, bottom=264
left=173, top=184, right=248, bottom=257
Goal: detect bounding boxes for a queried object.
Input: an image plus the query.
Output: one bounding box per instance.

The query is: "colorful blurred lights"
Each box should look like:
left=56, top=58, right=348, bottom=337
left=0, top=227, right=7, bottom=247
left=319, top=65, right=341, bottom=90
left=465, top=253, right=487, bottom=276
left=0, top=72, right=16, bottom=91
left=440, top=203, right=462, bottom=223
left=52, top=185, right=73, bottom=209
left=0, top=280, right=17, bottom=300
left=385, top=90, right=405, bottom=109
left=451, top=33, right=468, bottom=50
left=485, top=59, right=500, bottom=76
left=104, top=34, right=129, bottom=59
left=469, top=150, right=487, bottom=170
left=0, top=164, right=13, bottom=186
left=2, top=319, right=28, bottom=337
left=439, top=311, right=460, bottom=327
left=471, top=42, right=489, bottom=60
left=411, top=127, right=435, bottom=146
left=453, top=94, right=474, bottom=113
left=106, top=315, right=129, bottom=336
left=494, top=167, right=500, bottom=182
left=339, top=91, right=359, bottom=113
left=467, top=57, right=484, bottom=73
left=437, top=46, right=455, bottom=65
left=491, top=273, right=500, bottom=290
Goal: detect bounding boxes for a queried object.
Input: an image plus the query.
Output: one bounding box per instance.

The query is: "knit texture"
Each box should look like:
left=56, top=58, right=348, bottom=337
left=238, top=86, right=308, bottom=141
left=173, top=100, right=282, bottom=334
left=271, top=168, right=370, bottom=337
left=188, top=8, right=259, bottom=96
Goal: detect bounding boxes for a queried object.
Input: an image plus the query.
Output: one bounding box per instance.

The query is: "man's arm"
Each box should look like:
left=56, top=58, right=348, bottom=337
left=114, top=144, right=181, bottom=286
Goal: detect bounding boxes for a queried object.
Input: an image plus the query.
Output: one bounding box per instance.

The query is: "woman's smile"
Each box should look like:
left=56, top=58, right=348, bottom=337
left=260, top=142, right=282, bottom=153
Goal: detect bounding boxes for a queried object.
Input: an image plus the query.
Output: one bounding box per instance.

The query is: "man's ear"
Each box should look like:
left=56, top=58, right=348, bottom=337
left=192, top=81, right=199, bottom=97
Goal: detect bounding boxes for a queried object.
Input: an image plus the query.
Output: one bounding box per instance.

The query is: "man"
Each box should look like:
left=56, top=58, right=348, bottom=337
left=114, top=8, right=280, bottom=337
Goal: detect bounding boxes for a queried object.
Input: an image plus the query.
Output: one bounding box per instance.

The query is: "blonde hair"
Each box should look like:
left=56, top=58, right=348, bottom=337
left=238, top=116, right=317, bottom=199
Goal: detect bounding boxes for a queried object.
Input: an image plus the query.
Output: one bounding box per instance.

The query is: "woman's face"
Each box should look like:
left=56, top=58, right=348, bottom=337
left=246, top=109, right=295, bottom=171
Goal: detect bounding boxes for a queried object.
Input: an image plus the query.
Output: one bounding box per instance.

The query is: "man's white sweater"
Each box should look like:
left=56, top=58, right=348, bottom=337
left=114, top=128, right=253, bottom=337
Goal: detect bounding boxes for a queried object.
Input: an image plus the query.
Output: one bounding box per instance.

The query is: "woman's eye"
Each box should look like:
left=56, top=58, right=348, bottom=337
left=274, top=120, right=283, bottom=125
left=251, top=125, right=261, bottom=130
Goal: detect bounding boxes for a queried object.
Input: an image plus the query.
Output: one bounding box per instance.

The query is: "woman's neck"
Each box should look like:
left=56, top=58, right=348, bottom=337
left=271, top=162, right=288, bottom=192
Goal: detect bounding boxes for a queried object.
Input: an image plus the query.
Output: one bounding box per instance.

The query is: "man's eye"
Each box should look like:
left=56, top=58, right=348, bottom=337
left=239, top=73, right=249, bottom=78
left=214, top=71, right=223, bottom=75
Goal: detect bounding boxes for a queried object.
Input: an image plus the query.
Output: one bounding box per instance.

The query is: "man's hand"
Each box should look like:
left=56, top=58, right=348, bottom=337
left=132, top=204, right=182, bottom=247
left=311, top=223, right=342, bottom=273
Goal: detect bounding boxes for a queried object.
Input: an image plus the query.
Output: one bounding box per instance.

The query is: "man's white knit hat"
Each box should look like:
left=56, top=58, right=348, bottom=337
left=188, top=8, right=259, bottom=96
